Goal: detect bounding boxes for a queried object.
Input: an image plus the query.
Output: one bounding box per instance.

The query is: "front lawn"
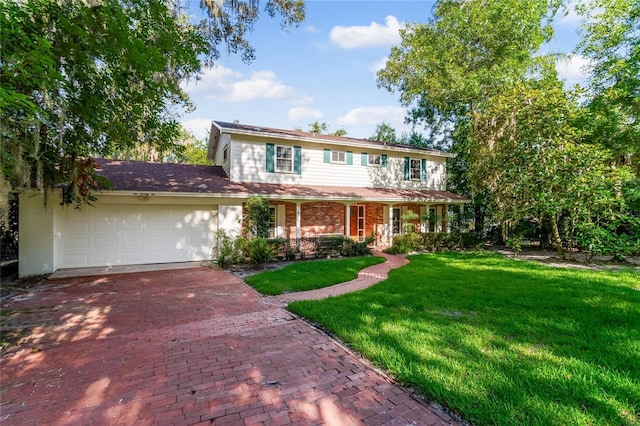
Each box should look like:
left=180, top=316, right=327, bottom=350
left=288, top=251, right=640, bottom=425
left=245, top=256, right=385, bottom=295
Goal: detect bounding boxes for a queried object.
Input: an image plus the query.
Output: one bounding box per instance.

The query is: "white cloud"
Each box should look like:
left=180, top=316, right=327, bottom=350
left=330, top=16, right=403, bottom=49
left=182, top=118, right=212, bottom=140
left=556, top=54, right=591, bottom=85
left=288, top=106, right=322, bottom=122
left=338, top=106, right=406, bottom=127
left=305, top=24, right=321, bottom=34
left=182, top=66, right=298, bottom=102
left=369, top=56, right=388, bottom=74
left=228, top=70, right=296, bottom=101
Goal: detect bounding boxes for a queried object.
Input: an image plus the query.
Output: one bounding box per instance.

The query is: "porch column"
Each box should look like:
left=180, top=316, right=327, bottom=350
left=424, top=204, right=431, bottom=232
left=295, top=202, right=301, bottom=250
left=387, top=205, right=394, bottom=247
left=344, top=203, right=351, bottom=239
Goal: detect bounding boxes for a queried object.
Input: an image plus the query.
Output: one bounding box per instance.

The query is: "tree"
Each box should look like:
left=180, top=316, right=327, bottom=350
left=111, top=126, right=211, bottom=165
left=576, top=0, right=639, bottom=181
left=377, top=0, right=558, bottom=134
left=369, top=122, right=398, bottom=143
left=198, top=0, right=305, bottom=65
left=377, top=0, right=560, bottom=235
left=245, top=195, right=271, bottom=238
left=0, top=0, right=305, bottom=223
left=299, top=121, right=348, bottom=136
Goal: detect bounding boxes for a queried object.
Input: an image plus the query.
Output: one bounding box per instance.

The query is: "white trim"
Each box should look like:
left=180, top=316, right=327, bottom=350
left=331, top=150, right=346, bottom=164
left=367, top=154, right=382, bottom=166
left=213, top=122, right=455, bottom=158
left=275, top=145, right=294, bottom=173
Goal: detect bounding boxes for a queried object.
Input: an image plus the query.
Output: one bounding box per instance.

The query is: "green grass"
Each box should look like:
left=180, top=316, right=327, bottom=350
left=245, top=256, right=386, bottom=295
left=288, top=251, right=640, bottom=426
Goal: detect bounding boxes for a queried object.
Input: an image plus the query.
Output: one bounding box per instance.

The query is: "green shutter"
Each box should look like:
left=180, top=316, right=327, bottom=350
left=266, top=143, right=274, bottom=173
left=361, top=152, right=368, bottom=166
left=381, top=154, right=387, bottom=167
left=324, top=149, right=331, bottom=163
left=404, top=157, right=410, bottom=180
left=346, top=151, right=353, bottom=165
left=294, top=146, right=302, bottom=174
left=421, top=159, right=427, bottom=181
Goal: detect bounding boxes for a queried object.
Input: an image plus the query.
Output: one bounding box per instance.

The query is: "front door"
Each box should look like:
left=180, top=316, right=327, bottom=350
left=350, top=205, right=366, bottom=241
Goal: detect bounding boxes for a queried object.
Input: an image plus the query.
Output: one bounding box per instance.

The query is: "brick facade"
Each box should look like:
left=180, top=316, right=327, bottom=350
left=242, top=201, right=448, bottom=245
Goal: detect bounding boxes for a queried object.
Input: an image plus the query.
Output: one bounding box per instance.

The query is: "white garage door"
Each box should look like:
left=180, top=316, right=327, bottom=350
left=57, top=204, right=217, bottom=268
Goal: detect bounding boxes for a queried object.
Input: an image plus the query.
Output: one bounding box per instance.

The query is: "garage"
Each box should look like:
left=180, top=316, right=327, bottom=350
left=56, top=203, right=217, bottom=269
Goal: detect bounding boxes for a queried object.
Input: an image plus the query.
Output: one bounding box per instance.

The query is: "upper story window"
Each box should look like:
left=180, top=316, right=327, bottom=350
left=361, top=152, right=387, bottom=167
left=266, top=143, right=301, bottom=174
left=410, top=159, right=422, bottom=180
left=404, top=157, right=426, bottom=181
left=276, top=145, right=293, bottom=173
left=368, top=154, right=381, bottom=166
left=325, top=149, right=353, bottom=165
left=331, top=151, right=346, bottom=164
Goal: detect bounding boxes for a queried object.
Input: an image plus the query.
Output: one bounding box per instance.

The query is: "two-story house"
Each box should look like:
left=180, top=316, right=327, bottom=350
left=18, top=121, right=468, bottom=277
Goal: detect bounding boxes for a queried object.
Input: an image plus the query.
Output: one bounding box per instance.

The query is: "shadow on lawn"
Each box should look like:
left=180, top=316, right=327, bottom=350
left=288, top=252, right=640, bottom=425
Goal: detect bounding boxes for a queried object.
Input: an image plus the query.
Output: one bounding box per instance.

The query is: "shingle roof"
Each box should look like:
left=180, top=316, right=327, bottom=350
left=95, top=159, right=469, bottom=203
left=213, top=121, right=455, bottom=157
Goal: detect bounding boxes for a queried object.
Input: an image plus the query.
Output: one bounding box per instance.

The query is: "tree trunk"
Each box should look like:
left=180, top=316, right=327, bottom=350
left=474, top=204, right=484, bottom=235
left=549, top=214, right=564, bottom=259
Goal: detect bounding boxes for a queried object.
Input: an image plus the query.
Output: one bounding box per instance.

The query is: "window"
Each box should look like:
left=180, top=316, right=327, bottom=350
left=368, top=154, right=381, bottom=166
left=268, top=207, right=277, bottom=238
left=276, top=145, right=293, bottom=172
left=222, top=145, right=228, bottom=162
left=392, top=208, right=401, bottom=234
left=362, top=153, right=387, bottom=167
left=410, top=159, right=422, bottom=180
left=331, top=150, right=346, bottom=164
left=267, top=144, right=301, bottom=174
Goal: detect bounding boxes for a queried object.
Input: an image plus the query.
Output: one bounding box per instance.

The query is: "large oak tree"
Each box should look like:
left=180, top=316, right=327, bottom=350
left=0, top=0, right=304, bottom=221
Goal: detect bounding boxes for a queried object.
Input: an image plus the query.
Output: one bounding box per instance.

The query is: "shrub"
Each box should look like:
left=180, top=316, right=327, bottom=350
left=401, top=209, right=419, bottom=234
left=386, top=233, right=421, bottom=254
left=244, top=237, right=277, bottom=265
left=505, top=236, right=523, bottom=256
left=268, top=237, right=297, bottom=260
left=212, top=230, right=245, bottom=267
left=314, top=236, right=346, bottom=258
left=246, top=195, right=270, bottom=238
left=421, top=232, right=447, bottom=251
left=341, top=235, right=374, bottom=257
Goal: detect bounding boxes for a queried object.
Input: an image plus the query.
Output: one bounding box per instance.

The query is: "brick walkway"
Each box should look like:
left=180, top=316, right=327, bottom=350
left=266, top=252, right=409, bottom=308
left=1, top=260, right=461, bottom=425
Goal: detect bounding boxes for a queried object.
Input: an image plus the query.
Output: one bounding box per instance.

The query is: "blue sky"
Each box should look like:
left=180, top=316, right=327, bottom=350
left=181, top=1, right=587, bottom=141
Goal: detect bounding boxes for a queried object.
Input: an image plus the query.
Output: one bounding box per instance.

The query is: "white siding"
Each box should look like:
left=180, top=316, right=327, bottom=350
left=218, top=134, right=231, bottom=177
left=19, top=193, right=56, bottom=276
left=229, top=139, right=448, bottom=190
left=218, top=205, right=242, bottom=237
left=18, top=191, right=236, bottom=276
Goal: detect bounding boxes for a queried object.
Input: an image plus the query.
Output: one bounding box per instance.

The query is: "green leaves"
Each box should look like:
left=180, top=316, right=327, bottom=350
left=1, top=0, right=306, bottom=222
left=1, top=0, right=208, bottom=215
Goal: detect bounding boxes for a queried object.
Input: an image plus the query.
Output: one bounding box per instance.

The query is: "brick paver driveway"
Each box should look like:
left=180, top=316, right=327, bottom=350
left=1, top=266, right=459, bottom=425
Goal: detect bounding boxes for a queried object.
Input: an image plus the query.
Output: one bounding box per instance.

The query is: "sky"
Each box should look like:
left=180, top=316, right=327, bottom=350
left=181, top=1, right=587, bottom=141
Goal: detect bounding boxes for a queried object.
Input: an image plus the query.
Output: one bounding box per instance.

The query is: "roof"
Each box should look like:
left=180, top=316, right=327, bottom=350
left=95, top=159, right=469, bottom=203
left=212, top=121, right=455, bottom=158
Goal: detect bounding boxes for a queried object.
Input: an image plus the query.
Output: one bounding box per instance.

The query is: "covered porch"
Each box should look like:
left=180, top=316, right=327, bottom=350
left=240, top=188, right=470, bottom=248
